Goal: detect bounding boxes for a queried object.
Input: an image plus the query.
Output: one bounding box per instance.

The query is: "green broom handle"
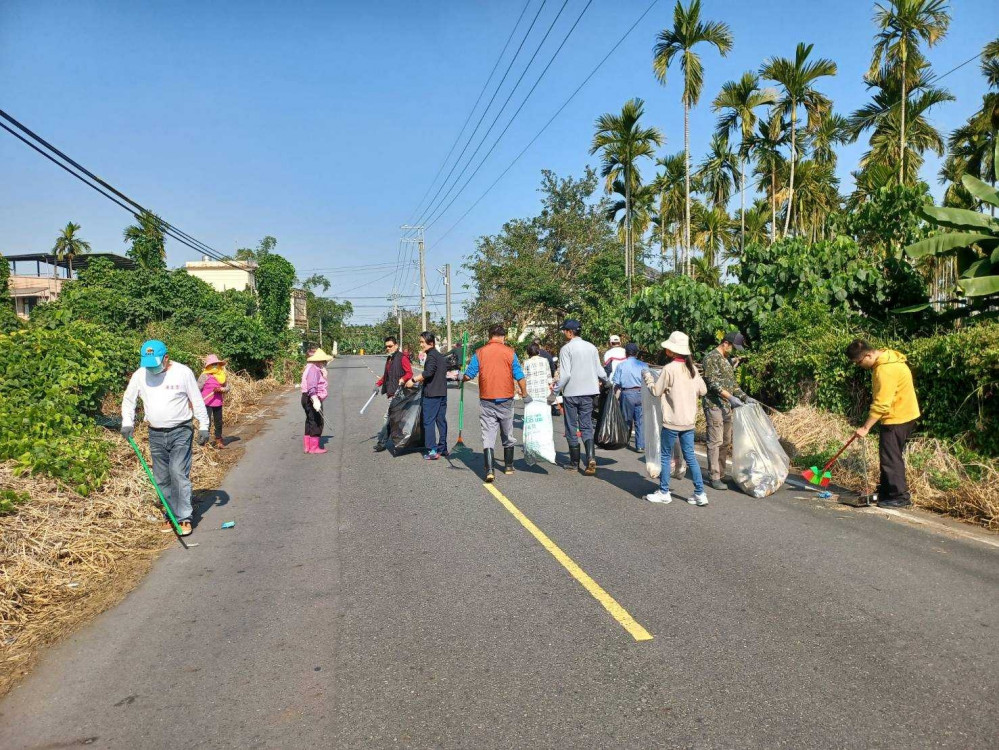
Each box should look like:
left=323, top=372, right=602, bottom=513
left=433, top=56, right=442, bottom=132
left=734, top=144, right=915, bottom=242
left=457, top=332, right=469, bottom=433
left=127, top=435, right=183, bottom=535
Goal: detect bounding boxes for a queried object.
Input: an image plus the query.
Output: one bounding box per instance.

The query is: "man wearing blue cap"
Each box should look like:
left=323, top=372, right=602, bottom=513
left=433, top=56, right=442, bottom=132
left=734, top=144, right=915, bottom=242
left=121, top=340, right=209, bottom=536
left=612, top=342, right=648, bottom=452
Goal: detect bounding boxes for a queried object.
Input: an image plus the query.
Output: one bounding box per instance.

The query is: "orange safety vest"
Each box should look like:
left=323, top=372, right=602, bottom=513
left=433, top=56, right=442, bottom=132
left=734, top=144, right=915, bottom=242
left=476, top=341, right=515, bottom=400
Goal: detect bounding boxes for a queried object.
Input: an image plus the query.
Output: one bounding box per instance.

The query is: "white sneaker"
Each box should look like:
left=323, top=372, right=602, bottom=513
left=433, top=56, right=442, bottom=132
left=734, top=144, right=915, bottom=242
left=687, top=492, right=709, bottom=507
left=645, top=490, right=672, bottom=504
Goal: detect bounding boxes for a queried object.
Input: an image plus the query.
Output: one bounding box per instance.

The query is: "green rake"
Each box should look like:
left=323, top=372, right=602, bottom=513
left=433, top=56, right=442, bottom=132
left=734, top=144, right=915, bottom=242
left=127, top=436, right=189, bottom=548
left=452, top=332, right=471, bottom=455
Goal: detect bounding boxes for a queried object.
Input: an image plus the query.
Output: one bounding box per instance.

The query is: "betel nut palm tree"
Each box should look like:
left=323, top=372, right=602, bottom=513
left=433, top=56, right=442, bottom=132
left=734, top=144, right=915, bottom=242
left=761, top=42, right=837, bottom=236
left=653, top=0, right=733, bottom=276
left=713, top=71, right=777, bottom=252
left=869, top=0, right=950, bottom=184
left=52, top=222, right=91, bottom=279
left=590, top=97, right=663, bottom=294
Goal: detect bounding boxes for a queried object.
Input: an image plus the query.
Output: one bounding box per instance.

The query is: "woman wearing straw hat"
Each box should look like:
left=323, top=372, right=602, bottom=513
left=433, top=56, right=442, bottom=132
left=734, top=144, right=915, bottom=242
left=301, top=348, right=332, bottom=454
left=642, top=331, right=709, bottom=507
left=198, top=354, right=230, bottom=449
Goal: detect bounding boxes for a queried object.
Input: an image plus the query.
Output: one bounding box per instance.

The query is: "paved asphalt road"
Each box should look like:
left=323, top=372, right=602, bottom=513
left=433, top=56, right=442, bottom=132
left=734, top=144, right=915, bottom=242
left=2, top=356, right=997, bottom=749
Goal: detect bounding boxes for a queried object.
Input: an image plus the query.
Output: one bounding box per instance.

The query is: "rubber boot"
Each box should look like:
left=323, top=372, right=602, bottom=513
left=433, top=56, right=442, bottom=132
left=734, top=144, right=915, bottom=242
left=303, top=435, right=310, bottom=454
left=484, top=449, right=495, bottom=483
left=503, top=446, right=515, bottom=475
left=563, top=444, right=580, bottom=471
left=583, top=440, right=596, bottom=476
left=310, top=436, right=327, bottom=454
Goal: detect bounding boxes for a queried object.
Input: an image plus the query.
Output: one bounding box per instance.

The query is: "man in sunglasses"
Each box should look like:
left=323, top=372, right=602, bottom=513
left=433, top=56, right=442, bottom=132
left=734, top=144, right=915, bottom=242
left=373, top=336, right=413, bottom=452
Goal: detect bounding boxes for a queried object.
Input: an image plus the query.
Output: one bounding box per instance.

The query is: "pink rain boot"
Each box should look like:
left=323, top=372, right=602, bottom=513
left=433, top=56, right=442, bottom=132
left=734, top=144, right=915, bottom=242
left=303, top=435, right=310, bottom=454
left=309, top=436, right=327, bottom=454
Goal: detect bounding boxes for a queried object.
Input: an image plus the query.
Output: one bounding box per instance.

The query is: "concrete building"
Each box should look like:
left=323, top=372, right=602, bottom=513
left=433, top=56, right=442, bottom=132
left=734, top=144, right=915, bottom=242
left=183, top=257, right=257, bottom=292
left=5, top=252, right=136, bottom=319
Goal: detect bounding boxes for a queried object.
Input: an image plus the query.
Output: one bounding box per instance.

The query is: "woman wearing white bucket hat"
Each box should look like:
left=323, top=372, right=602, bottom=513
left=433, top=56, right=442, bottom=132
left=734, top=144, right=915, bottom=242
left=642, top=331, right=709, bottom=506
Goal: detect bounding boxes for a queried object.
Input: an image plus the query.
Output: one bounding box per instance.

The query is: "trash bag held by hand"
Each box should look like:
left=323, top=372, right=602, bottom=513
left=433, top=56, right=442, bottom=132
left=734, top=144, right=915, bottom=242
left=642, top=373, right=663, bottom=479
left=731, top=403, right=790, bottom=498
left=522, top=400, right=556, bottom=465
left=388, top=385, right=425, bottom=451
left=596, top=388, right=627, bottom=450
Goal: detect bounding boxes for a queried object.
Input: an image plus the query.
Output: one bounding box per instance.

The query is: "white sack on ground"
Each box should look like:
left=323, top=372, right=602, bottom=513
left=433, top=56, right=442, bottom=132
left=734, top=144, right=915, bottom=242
left=522, top=401, right=556, bottom=465
left=732, top=403, right=790, bottom=497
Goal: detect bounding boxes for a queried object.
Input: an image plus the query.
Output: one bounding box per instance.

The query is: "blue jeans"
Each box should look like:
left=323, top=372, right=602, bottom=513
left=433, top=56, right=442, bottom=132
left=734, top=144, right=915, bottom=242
left=562, top=395, right=595, bottom=448
left=619, top=389, right=644, bottom=450
left=422, top=395, right=448, bottom=454
left=148, top=424, right=194, bottom=523
left=659, top=427, right=704, bottom=495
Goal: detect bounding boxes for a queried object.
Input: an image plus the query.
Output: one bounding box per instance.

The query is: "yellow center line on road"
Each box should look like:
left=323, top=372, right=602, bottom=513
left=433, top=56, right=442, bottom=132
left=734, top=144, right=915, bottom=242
left=482, top=482, right=653, bottom=643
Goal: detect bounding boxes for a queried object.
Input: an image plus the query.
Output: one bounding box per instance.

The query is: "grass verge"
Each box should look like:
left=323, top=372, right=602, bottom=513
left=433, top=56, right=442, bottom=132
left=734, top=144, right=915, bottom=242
left=0, top=373, right=285, bottom=698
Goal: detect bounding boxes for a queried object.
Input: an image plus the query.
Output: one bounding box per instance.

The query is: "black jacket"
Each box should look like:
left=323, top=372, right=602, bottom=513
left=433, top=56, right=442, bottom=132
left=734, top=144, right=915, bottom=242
left=421, top=348, right=449, bottom=398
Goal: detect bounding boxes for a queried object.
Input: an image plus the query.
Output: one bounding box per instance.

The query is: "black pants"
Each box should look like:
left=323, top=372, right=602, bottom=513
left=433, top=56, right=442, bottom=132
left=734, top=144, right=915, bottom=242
left=879, top=420, right=916, bottom=503
left=302, top=393, right=324, bottom=437
left=207, top=405, right=223, bottom=438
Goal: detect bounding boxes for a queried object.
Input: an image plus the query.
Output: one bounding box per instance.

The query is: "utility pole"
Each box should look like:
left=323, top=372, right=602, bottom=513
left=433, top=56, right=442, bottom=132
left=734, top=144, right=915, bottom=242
left=441, top=264, right=452, bottom=349
left=401, top=225, right=426, bottom=332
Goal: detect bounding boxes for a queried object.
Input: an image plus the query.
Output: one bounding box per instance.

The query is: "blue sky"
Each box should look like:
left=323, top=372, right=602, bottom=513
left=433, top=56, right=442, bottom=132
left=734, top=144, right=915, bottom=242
left=2, top=0, right=996, bottom=322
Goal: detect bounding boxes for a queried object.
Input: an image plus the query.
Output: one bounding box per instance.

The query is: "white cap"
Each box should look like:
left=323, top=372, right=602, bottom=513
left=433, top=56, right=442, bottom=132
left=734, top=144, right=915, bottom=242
left=609, top=334, right=621, bottom=344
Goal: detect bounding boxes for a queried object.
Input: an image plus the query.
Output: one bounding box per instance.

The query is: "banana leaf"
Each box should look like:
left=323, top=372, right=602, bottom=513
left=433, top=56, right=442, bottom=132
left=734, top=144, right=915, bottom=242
left=921, top=205, right=999, bottom=233
left=962, top=174, right=999, bottom=209
left=905, top=232, right=994, bottom=259
left=960, top=258, right=993, bottom=279
left=957, top=275, right=999, bottom=297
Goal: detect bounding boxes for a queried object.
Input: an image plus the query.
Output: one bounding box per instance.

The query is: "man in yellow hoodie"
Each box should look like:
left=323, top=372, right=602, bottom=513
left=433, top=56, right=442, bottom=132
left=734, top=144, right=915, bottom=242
left=846, top=339, right=921, bottom=508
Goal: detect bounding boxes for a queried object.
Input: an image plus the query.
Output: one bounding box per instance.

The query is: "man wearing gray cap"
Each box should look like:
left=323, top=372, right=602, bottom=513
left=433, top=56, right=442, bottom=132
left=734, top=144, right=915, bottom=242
left=702, top=331, right=755, bottom=490
left=553, top=319, right=610, bottom=475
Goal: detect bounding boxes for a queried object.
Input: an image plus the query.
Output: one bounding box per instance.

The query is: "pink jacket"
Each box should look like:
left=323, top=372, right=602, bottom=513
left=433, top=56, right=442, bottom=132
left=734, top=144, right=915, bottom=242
left=199, top=373, right=226, bottom=408
left=301, top=363, right=329, bottom=400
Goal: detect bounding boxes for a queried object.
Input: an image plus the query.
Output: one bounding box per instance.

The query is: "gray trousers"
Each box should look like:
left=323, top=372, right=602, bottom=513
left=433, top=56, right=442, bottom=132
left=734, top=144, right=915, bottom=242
left=704, top=403, right=733, bottom=481
left=148, top=424, right=194, bottom=523
left=480, top=399, right=515, bottom=450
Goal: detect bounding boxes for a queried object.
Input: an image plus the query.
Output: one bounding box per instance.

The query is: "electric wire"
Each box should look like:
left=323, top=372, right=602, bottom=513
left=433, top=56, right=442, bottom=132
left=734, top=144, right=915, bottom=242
left=428, top=0, right=663, bottom=250
left=402, top=0, right=534, bottom=226
left=0, top=120, right=242, bottom=270
left=416, top=0, right=572, bottom=228
left=0, top=108, right=244, bottom=270
left=423, top=0, right=594, bottom=230
left=412, top=0, right=551, bottom=228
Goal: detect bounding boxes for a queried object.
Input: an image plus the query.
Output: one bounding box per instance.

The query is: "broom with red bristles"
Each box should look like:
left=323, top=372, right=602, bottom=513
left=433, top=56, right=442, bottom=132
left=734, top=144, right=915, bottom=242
left=802, top=434, right=857, bottom=487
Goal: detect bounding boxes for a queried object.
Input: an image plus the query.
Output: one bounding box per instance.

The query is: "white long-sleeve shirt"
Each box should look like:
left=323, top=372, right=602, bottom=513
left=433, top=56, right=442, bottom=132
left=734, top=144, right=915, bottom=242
left=121, top=362, right=209, bottom=430
left=555, top=337, right=610, bottom=397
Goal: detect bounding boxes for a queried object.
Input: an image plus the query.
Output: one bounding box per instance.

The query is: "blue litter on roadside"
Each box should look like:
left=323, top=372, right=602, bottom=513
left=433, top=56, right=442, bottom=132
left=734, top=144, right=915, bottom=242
left=221, top=521, right=236, bottom=529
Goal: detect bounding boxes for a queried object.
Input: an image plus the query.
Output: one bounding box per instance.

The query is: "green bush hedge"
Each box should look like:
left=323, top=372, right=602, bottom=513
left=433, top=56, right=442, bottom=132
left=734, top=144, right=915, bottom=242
left=743, top=306, right=999, bottom=455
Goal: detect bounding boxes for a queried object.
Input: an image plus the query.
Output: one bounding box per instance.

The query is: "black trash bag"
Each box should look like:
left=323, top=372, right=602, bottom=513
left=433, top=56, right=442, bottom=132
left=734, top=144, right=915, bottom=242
left=595, top=388, right=627, bottom=450
left=388, top=385, right=425, bottom=451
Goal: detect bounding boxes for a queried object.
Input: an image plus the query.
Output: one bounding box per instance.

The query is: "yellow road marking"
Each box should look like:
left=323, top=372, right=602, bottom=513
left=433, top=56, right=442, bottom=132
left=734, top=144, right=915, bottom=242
left=483, top=483, right=653, bottom=642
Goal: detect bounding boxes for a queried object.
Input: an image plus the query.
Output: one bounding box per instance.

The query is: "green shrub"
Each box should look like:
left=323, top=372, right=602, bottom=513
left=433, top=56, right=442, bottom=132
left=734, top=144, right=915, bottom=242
left=624, top=275, right=730, bottom=357
left=0, top=489, right=30, bottom=515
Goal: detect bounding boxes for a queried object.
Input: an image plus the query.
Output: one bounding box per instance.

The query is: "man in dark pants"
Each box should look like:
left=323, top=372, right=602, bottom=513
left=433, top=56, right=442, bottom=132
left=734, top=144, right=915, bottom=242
left=373, top=336, right=413, bottom=452
left=553, top=319, right=610, bottom=475
left=846, top=339, right=921, bottom=508
left=412, top=331, right=448, bottom=460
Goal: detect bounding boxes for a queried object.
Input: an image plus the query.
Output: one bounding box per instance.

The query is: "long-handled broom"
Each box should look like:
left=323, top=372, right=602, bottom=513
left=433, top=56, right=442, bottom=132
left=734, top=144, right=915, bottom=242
left=127, top=436, right=189, bottom=549
left=452, top=332, right=471, bottom=455
left=802, top=434, right=857, bottom=487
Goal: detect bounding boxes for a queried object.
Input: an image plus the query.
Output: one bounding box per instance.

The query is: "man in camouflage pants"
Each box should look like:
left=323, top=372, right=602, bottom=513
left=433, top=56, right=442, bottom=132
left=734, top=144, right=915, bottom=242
left=702, top=332, right=755, bottom=491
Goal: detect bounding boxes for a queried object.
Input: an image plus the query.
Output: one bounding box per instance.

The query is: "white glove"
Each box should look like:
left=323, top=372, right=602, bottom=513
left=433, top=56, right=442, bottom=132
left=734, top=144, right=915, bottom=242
left=311, top=396, right=322, bottom=412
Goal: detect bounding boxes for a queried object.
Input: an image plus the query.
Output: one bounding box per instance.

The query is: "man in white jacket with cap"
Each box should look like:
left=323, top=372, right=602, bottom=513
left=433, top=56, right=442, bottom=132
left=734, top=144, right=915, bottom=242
left=121, top=339, right=209, bottom=536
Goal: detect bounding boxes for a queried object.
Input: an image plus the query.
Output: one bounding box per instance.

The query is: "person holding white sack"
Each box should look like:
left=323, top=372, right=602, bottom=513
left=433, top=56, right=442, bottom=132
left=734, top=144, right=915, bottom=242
left=642, top=331, right=709, bottom=507
left=521, top=342, right=557, bottom=464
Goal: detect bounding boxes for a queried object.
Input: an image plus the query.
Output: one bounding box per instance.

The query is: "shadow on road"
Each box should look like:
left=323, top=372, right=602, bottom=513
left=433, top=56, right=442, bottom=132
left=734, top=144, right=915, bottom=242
left=192, top=489, right=231, bottom=528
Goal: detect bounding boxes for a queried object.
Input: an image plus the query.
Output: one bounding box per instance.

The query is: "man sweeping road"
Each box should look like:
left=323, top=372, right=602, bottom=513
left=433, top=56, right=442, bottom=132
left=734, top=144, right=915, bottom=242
left=121, top=340, right=209, bottom=536
left=846, top=339, right=921, bottom=509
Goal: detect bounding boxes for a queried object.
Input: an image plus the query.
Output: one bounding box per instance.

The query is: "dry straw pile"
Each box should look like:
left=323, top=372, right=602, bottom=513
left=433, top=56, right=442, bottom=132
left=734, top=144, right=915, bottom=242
left=0, top=373, right=283, bottom=697
left=772, top=405, right=999, bottom=530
